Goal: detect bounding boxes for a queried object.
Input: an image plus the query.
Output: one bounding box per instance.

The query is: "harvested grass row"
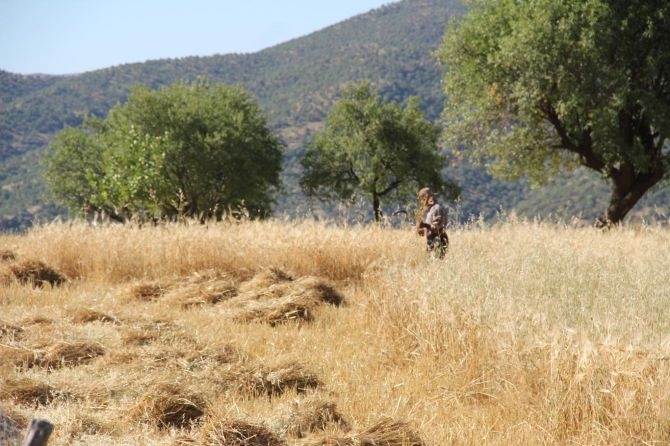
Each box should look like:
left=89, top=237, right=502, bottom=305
left=311, top=417, right=425, bottom=446
left=40, top=341, right=105, bottom=369
left=0, top=345, right=38, bottom=370
left=201, top=419, right=284, bottom=446
left=126, top=269, right=237, bottom=306
left=127, top=383, right=206, bottom=429
left=128, top=281, right=169, bottom=301
left=231, top=275, right=345, bottom=326
left=0, top=378, right=60, bottom=407
left=221, top=360, right=321, bottom=398
left=0, top=342, right=105, bottom=371
left=163, top=269, right=239, bottom=307
left=1, top=259, right=67, bottom=287
left=71, top=308, right=119, bottom=324
left=273, top=398, right=350, bottom=439
left=125, top=267, right=345, bottom=326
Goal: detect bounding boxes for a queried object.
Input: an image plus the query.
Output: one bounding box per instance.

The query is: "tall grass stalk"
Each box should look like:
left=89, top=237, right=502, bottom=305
left=0, top=218, right=669, bottom=445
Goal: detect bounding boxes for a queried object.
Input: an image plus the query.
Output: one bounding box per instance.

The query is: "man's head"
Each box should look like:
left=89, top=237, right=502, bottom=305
left=418, top=187, right=434, bottom=206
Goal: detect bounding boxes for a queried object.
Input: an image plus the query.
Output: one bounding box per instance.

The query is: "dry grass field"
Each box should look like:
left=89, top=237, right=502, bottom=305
left=1, top=217, right=669, bottom=445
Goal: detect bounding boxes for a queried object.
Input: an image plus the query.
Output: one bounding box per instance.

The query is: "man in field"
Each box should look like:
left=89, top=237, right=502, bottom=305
left=416, top=187, right=449, bottom=259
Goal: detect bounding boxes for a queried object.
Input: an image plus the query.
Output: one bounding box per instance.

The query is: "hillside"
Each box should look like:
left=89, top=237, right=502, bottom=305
left=0, top=0, right=667, bottom=230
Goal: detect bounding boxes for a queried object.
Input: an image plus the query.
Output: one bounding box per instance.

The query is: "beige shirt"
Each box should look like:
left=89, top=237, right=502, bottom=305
left=423, top=203, right=447, bottom=236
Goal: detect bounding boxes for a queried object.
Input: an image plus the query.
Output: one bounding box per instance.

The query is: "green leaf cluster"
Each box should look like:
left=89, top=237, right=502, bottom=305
left=438, top=0, right=670, bottom=223
left=300, top=81, right=459, bottom=221
left=43, top=80, right=283, bottom=221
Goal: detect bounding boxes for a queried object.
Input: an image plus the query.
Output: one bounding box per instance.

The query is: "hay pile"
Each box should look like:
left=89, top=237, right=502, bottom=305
left=311, top=417, right=426, bottom=446
left=39, top=341, right=105, bottom=369
left=222, top=360, right=321, bottom=398
left=201, top=419, right=284, bottom=446
left=274, top=398, right=350, bottom=439
left=231, top=271, right=344, bottom=326
left=237, top=267, right=293, bottom=293
left=0, top=346, right=38, bottom=370
left=71, top=308, right=118, bottom=324
left=127, top=281, right=170, bottom=301
left=0, top=378, right=58, bottom=407
left=163, top=269, right=238, bottom=307
left=2, top=259, right=67, bottom=287
left=128, top=383, right=205, bottom=429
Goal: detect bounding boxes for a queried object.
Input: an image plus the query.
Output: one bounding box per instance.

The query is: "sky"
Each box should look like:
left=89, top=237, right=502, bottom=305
left=1, top=0, right=394, bottom=75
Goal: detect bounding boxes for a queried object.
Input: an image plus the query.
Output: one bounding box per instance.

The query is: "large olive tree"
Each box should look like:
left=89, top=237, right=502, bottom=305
left=438, top=0, right=670, bottom=225
left=300, top=81, right=459, bottom=222
left=44, top=79, right=284, bottom=221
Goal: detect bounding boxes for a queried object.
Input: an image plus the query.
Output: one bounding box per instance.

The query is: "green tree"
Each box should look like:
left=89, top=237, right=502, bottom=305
left=43, top=79, right=284, bottom=221
left=438, top=0, right=670, bottom=225
left=300, top=81, right=459, bottom=221
left=42, top=120, right=107, bottom=216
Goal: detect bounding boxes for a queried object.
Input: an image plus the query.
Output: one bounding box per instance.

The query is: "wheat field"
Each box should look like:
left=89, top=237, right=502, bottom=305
left=1, top=218, right=669, bottom=445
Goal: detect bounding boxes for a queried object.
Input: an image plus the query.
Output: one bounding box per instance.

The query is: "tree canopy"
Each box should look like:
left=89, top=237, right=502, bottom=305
left=300, top=81, right=459, bottom=221
left=43, top=79, right=284, bottom=221
left=438, top=0, right=670, bottom=225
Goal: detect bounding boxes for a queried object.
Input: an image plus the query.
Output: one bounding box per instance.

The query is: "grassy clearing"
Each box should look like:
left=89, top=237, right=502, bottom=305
left=0, top=218, right=669, bottom=445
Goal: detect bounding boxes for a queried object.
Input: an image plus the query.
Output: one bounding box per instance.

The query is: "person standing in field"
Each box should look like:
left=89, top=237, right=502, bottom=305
left=416, top=187, right=449, bottom=258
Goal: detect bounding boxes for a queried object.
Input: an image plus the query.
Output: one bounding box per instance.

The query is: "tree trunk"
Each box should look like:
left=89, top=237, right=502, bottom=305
left=372, top=192, right=382, bottom=222
left=598, top=166, right=663, bottom=226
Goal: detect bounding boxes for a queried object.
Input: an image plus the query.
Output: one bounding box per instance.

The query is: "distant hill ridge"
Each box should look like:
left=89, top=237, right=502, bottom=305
left=0, top=0, right=666, bottom=230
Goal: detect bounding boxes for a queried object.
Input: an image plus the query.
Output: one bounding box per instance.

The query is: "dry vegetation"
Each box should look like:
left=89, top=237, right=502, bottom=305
left=0, top=217, right=669, bottom=445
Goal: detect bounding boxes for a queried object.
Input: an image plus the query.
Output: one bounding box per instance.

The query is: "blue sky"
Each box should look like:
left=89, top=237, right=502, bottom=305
left=1, top=0, right=394, bottom=75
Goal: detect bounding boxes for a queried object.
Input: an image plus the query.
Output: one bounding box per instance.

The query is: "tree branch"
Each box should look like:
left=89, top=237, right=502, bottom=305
left=541, top=99, right=605, bottom=172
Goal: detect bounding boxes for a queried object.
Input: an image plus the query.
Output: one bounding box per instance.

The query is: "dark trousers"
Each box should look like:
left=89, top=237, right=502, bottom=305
left=427, top=232, right=449, bottom=258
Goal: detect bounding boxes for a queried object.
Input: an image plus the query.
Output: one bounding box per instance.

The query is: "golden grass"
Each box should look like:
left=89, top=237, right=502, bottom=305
left=0, top=218, right=669, bottom=445
left=0, top=407, right=25, bottom=446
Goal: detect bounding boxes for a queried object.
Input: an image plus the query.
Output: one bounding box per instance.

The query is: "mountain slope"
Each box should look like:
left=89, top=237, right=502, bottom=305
left=0, top=0, right=667, bottom=230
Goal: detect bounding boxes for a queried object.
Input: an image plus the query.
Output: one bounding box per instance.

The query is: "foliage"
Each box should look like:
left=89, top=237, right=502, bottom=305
left=300, top=82, right=459, bottom=221
left=0, top=0, right=467, bottom=229
left=43, top=80, right=284, bottom=221
left=438, top=0, right=670, bottom=224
